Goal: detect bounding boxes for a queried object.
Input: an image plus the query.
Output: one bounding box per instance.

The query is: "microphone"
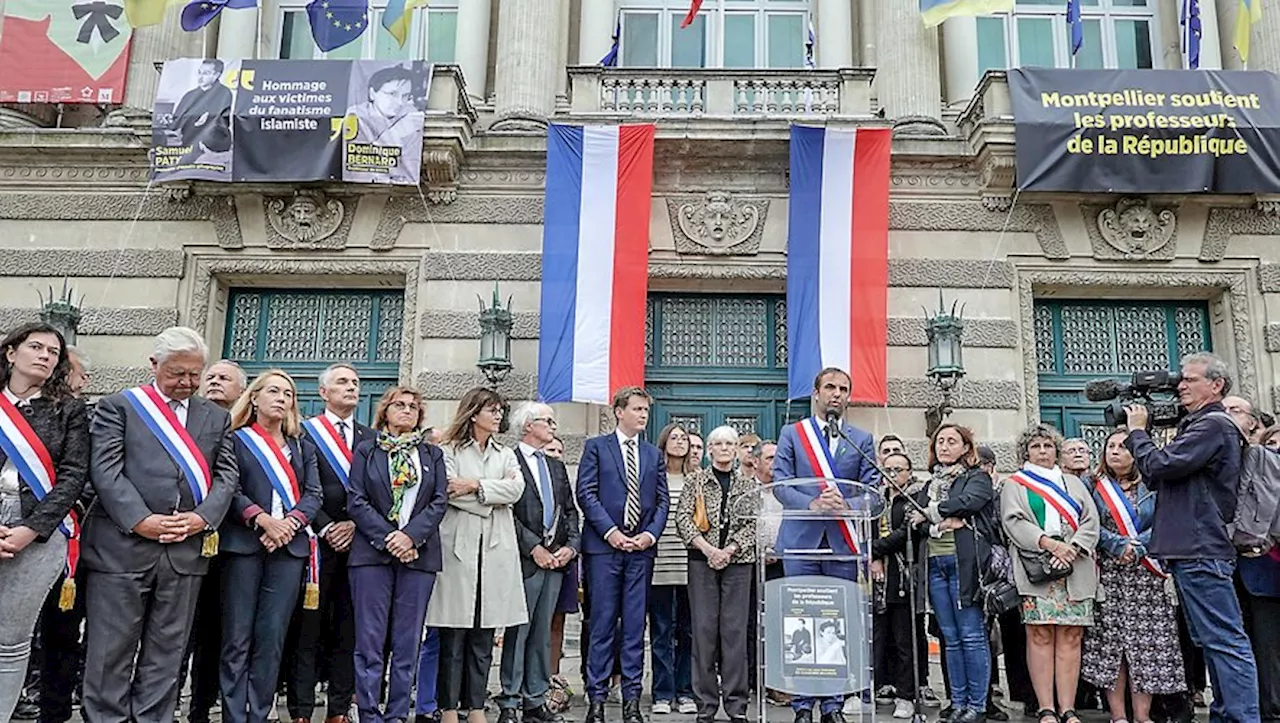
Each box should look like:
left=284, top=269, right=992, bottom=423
left=825, top=409, right=841, bottom=428
left=1083, top=379, right=1124, bottom=402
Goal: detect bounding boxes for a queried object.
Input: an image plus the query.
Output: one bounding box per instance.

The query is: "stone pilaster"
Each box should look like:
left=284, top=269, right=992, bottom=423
left=107, top=11, right=200, bottom=131
left=1246, top=0, right=1280, bottom=71
left=817, top=0, right=853, bottom=67
left=491, top=0, right=562, bottom=131
left=941, top=18, right=979, bottom=108
left=578, top=0, right=615, bottom=64
left=455, top=0, right=493, bottom=102
left=874, top=0, right=945, bottom=135
left=216, top=5, right=260, bottom=59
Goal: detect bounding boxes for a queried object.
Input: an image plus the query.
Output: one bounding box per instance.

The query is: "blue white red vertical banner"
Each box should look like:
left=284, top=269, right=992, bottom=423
left=537, top=123, right=656, bottom=405
left=786, top=125, right=891, bottom=404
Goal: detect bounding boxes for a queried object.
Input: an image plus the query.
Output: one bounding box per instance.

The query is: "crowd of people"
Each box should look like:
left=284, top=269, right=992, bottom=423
left=0, top=321, right=1275, bottom=723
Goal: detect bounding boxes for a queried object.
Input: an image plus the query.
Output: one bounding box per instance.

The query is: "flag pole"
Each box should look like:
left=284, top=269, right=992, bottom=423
left=255, top=4, right=263, bottom=58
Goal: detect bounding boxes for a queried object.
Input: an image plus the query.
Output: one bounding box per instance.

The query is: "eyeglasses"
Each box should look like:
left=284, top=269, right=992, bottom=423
left=389, top=401, right=420, bottom=411
left=532, top=416, right=558, bottom=427
left=883, top=466, right=909, bottom=475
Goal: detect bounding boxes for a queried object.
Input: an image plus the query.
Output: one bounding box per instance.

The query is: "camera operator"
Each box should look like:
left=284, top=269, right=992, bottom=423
left=1121, top=352, right=1260, bottom=723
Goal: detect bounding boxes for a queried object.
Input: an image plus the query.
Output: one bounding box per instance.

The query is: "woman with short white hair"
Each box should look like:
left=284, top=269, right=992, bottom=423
left=674, top=425, right=757, bottom=723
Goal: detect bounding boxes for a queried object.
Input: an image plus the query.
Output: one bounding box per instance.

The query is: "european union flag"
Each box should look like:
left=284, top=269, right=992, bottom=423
left=181, top=0, right=256, bottom=32
left=1066, top=0, right=1083, bottom=57
left=599, top=17, right=619, bottom=66
left=306, top=0, right=368, bottom=52
left=1182, top=0, right=1202, bottom=68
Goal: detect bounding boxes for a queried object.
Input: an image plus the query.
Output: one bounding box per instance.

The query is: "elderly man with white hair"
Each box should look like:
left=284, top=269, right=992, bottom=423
left=497, top=401, right=581, bottom=723
left=80, top=326, right=239, bottom=723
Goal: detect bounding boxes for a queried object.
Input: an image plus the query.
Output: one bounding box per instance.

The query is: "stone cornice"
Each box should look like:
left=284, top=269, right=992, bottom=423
left=0, top=249, right=186, bottom=278
left=0, top=307, right=177, bottom=336
left=0, top=190, right=242, bottom=247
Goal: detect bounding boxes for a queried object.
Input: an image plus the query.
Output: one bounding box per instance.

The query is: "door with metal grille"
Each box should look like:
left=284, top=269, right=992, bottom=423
left=223, top=289, right=404, bottom=421
left=1034, top=300, right=1211, bottom=457
left=645, top=293, right=800, bottom=443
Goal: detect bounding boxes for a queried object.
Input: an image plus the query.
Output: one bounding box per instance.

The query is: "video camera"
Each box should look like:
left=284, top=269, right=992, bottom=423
left=1083, top=370, right=1185, bottom=429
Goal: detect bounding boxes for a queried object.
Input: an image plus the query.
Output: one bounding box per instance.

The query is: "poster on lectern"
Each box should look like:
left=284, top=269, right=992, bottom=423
left=150, top=58, right=431, bottom=185
left=764, top=576, right=871, bottom=696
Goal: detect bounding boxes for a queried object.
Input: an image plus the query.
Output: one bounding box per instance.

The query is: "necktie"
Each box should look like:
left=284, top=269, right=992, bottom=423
left=336, top=420, right=350, bottom=449
left=169, top=399, right=183, bottom=427
left=624, top=438, right=641, bottom=531
left=535, top=450, right=555, bottom=531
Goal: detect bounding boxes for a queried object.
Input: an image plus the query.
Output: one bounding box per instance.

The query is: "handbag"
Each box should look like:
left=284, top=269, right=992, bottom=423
left=693, top=489, right=711, bottom=533
left=1019, top=546, right=1073, bottom=584
left=974, top=527, right=1021, bottom=616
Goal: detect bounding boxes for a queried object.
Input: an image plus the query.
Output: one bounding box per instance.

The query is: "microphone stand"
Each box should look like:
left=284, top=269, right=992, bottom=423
left=824, top=414, right=930, bottom=723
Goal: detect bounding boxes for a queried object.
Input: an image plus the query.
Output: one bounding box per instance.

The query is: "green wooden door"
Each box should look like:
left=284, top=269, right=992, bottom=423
left=222, top=289, right=404, bottom=422
left=1034, top=300, right=1211, bottom=455
left=645, top=293, right=800, bottom=442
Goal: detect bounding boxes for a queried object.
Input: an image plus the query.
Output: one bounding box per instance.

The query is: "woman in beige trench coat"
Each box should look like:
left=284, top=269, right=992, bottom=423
left=426, top=387, right=528, bottom=723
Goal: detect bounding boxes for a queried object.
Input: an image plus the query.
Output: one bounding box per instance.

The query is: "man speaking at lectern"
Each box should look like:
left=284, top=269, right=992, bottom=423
left=772, top=366, right=880, bottom=723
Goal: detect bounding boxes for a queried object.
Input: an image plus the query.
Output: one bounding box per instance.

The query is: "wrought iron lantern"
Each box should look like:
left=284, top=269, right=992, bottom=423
left=477, top=282, right=513, bottom=384
left=924, top=291, right=965, bottom=437
left=39, top=280, right=83, bottom=345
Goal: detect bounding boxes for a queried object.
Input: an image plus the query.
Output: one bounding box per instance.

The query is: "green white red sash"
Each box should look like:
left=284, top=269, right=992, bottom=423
left=1009, top=468, right=1083, bottom=532
left=0, top=394, right=79, bottom=594
left=793, top=417, right=860, bottom=554
left=1096, top=477, right=1166, bottom=578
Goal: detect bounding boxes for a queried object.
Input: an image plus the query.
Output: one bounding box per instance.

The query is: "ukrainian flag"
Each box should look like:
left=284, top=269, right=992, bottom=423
left=382, top=0, right=427, bottom=47
left=920, top=0, right=1014, bottom=27
left=1235, top=0, right=1263, bottom=63
left=124, top=0, right=183, bottom=26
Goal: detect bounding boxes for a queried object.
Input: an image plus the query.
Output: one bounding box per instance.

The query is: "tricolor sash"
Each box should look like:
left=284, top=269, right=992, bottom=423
left=123, top=386, right=211, bottom=504
left=793, top=418, right=860, bottom=554
left=0, top=394, right=80, bottom=609
left=302, top=416, right=351, bottom=487
left=1096, top=477, right=1166, bottom=578
left=1009, top=468, right=1083, bottom=532
left=234, top=424, right=320, bottom=609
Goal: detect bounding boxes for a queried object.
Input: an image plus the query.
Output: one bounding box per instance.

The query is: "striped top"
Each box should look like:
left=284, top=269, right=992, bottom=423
left=652, top=472, right=688, bottom=586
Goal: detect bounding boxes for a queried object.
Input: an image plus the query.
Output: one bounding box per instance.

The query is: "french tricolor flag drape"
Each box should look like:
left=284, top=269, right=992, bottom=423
left=537, top=123, right=656, bottom=404
left=786, top=125, right=892, bottom=404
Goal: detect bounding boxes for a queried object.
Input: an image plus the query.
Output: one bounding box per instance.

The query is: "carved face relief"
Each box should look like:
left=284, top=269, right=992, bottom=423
left=266, top=191, right=345, bottom=247
left=673, top=192, right=763, bottom=255
left=1097, top=198, right=1176, bottom=258
left=705, top=194, right=732, bottom=241
left=288, top=196, right=319, bottom=232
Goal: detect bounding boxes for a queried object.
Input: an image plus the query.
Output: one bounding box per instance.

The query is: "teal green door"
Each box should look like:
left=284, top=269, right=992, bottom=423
left=1034, top=300, right=1211, bottom=454
left=222, top=289, right=404, bottom=422
left=644, top=294, right=803, bottom=442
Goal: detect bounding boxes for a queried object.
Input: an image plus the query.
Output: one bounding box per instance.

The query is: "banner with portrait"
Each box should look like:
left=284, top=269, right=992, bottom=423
left=1009, top=68, right=1280, bottom=193
left=151, top=58, right=431, bottom=185
left=0, top=0, right=131, bottom=104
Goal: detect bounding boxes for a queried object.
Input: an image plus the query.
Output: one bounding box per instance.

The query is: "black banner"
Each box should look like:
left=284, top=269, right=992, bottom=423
left=151, top=58, right=431, bottom=185
left=1009, top=68, right=1280, bottom=193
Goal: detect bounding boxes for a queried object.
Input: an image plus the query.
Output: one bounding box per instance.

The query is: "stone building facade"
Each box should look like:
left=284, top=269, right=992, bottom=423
left=4, top=0, right=1280, bottom=467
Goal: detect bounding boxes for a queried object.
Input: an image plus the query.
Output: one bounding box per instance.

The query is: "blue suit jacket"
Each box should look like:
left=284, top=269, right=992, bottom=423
left=223, top=434, right=323, bottom=558
left=772, top=417, right=880, bottom=555
left=575, top=432, right=669, bottom=556
left=346, top=439, right=448, bottom=573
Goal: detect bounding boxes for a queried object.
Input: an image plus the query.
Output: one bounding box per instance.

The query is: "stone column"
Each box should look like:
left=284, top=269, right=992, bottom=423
left=874, top=0, right=945, bottom=134
left=578, top=0, right=616, bottom=64
left=491, top=0, right=562, bottom=131
left=817, top=0, right=853, bottom=67
left=108, top=11, right=201, bottom=131
left=455, top=0, right=493, bottom=102
left=556, top=0, right=570, bottom=109
left=216, top=5, right=260, bottom=59
left=1196, top=0, right=1225, bottom=68
left=1244, top=0, right=1280, bottom=70
left=942, top=17, right=979, bottom=108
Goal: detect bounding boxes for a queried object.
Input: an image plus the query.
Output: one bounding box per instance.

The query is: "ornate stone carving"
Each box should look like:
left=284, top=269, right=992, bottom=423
left=1016, top=268, right=1258, bottom=421
left=187, top=256, right=421, bottom=383
left=0, top=307, right=178, bottom=336
left=421, top=310, right=541, bottom=339
left=1265, top=323, right=1280, bottom=353
left=668, top=192, right=767, bottom=256
left=423, top=149, right=461, bottom=205
left=372, top=195, right=544, bottom=249
left=886, top=317, right=1017, bottom=348
left=85, top=366, right=153, bottom=395
left=163, top=184, right=193, bottom=203
left=1092, top=198, right=1177, bottom=260
left=0, top=191, right=243, bottom=249
left=0, top=249, right=185, bottom=278
left=1203, top=207, right=1280, bottom=262
left=889, top=201, right=1069, bottom=261
left=264, top=190, right=350, bottom=249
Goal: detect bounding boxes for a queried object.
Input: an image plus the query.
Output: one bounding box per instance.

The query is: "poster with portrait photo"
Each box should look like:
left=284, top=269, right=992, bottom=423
left=151, top=58, right=239, bottom=182
left=783, top=617, right=815, bottom=665
left=341, top=60, right=431, bottom=185
left=780, top=583, right=848, bottom=679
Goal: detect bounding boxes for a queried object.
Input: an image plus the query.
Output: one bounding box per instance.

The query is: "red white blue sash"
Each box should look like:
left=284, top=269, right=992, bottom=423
left=234, top=424, right=320, bottom=587
left=302, top=416, right=351, bottom=487
left=1009, top=468, right=1082, bottom=532
left=1095, top=477, right=1166, bottom=578
left=123, top=386, right=211, bottom=504
left=793, top=418, right=860, bottom=554
left=0, top=394, right=78, bottom=543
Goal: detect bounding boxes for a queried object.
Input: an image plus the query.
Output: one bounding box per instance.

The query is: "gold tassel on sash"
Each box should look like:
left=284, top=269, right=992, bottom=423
left=201, top=530, right=219, bottom=558
left=303, top=581, right=320, bottom=610
left=58, top=577, right=76, bottom=611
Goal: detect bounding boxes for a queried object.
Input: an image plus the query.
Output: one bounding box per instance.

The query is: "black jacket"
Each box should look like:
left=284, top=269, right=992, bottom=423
left=871, top=492, right=926, bottom=609
left=907, top=466, right=999, bottom=608
left=1126, top=401, right=1243, bottom=560
left=223, top=434, right=324, bottom=558
left=305, top=420, right=375, bottom=536
left=9, top=397, right=90, bottom=541
left=512, top=447, right=581, bottom=578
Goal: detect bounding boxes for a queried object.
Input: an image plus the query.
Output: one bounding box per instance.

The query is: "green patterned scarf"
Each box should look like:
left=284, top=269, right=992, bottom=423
left=379, top=430, right=423, bottom=522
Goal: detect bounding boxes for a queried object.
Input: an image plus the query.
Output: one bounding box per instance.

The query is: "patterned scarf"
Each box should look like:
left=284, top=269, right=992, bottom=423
left=379, top=430, right=423, bottom=522
left=928, top=462, right=967, bottom=505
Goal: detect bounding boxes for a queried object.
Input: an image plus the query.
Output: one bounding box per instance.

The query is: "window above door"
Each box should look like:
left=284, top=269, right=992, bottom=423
left=976, top=0, right=1159, bottom=72
left=618, top=0, right=808, bottom=69
left=276, top=0, right=458, bottom=62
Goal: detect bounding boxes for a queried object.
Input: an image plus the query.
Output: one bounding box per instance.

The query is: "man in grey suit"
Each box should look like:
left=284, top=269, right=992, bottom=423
left=80, top=327, right=239, bottom=723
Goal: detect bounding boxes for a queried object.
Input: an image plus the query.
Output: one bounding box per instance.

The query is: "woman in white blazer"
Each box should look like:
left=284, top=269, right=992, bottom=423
left=426, top=387, right=528, bottom=723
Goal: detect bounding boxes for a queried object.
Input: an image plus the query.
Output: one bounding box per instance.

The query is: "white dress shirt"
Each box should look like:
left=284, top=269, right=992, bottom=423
left=324, top=409, right=356, bottom=449
left=270, top=443, right=294, bottom=519
left=0, top=387, right=40, bottom=495
left=393, top=449, right=422, bottom=529
left=153, top=383, right=189, bottom=427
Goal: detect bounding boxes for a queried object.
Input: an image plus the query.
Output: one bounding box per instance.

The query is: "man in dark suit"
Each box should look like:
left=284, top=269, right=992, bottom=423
left=286, top=363, right=373, bottom=723
left=498, top=402, right=581, bottom=723
left=577, top=387, right=668, bottom=723
left=773, top=367, right=880, bottom=723
left=80, top=327, right=239, bottom=723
